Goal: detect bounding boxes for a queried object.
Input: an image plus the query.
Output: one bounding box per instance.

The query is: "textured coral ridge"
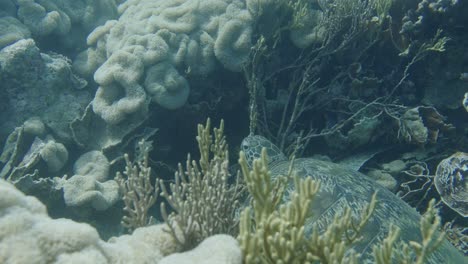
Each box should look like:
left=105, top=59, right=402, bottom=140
left=0, top=38, right=90, bottom=144
left=0, top=0, right=117, bottom=49
left=75, top=0, right=253, bottom=124
left=0, top=179, right=242, bottom=264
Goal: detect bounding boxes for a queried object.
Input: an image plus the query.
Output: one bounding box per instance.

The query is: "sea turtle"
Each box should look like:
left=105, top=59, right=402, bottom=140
left=241, top=135, right=466, bottom=263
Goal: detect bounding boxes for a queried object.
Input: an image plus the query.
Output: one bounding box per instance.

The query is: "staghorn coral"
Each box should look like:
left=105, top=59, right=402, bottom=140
left=159, top=119, right=244, bottom=250
left=115, top=140, right=159, bottom=232
left=372, top=199, right=447, bottom=264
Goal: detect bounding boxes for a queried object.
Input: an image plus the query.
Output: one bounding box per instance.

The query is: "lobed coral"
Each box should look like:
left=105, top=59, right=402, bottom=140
left=0, top=179, right=240, bottom=263
left=58, top=151, right=120, bottom=211
left=75, top=0, right=253, bottom=124
left=0, top=0, right=118, bottom=50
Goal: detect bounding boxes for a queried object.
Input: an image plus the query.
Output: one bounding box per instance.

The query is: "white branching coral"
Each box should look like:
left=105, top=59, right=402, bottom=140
left=159, top=119, right=244, bottom=249
left=115, top=140, right=158, bottom=232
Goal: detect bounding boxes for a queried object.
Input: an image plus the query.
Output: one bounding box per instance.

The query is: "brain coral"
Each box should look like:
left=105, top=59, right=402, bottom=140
left=0, top=0, right=117, bottom=50
left=60, top=151, right=119, bottom=211
left=76, top=0, right=253, bottom=124
left=0, top=179, right=182, bottom=263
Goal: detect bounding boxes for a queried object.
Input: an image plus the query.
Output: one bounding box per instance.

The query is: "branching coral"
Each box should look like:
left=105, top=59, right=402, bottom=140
left=244, top=0, right=397, bottom=157
left=159, top=119, right=244, bottom=250
left=238, top=148, right=377, bottom=263
left=373, top=200, right=446, bottom=264
left=237, top=148, right=452, bottom=263
left=115, top=140, right=158, bottom=232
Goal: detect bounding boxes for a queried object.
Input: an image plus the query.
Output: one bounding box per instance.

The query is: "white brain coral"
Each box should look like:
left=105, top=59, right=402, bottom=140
left=15, top=0, right=117, bottom=37
left=0, top=180, right=180, bottom=263
left=79, top=0, right=254, bottom=123
left=60, top=151, right=119, bottom=211
left=73, top=150, right=110, bottom=182
left=92, top=51, right=148, bottom=125
left=144, top=61, right=190, bottom=110
left=0, top=16, right=31, bottom=49
left=17, top=0, right=71, bottom=36
left=0, top=180, right=239, bottom=263
left=39, top=140, right=68, bottom=173
left=214, top=19, right=252, bottom=72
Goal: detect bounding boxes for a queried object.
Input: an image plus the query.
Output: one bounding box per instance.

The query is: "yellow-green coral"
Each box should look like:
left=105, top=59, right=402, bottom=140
left=373, top=199, right=446, bottom=264
left=238, top=147, right=447, bottom=264
left=238, top=148, right=319, bottom=263
left=238, top=148, right=378, bottom=263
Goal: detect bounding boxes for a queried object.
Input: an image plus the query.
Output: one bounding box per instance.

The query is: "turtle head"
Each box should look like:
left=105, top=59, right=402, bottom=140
left=240, top=135, right=287, bottom=168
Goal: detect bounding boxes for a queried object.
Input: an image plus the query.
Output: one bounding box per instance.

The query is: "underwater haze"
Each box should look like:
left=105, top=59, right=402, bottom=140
left=0, top=0, right=467, bottom=263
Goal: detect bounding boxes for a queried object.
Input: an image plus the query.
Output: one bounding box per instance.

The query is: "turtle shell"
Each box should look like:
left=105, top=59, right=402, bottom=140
left=241, top=135, right=465, bottom=262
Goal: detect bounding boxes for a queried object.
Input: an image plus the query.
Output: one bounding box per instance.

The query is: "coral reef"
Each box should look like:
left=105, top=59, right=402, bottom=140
left=0, top=117, right=69, bottom=208
left=0, top=179, right=241, bottom=263
left=0, top=39, right=90, bottom=144
left=0, top=0, right=118, bottom=52
left=0, top=16, right=30, bottom=48
left=0, top=178, right=170, bottom=263
left=115, top=141, right=158, bottom=231
left=159, top=119, right=243, bottom=249
left=75, top=0, right=253, bottom=124
left=0, top=0, right=467, bottom=261
left=159, top=234, right=242, bottom=264
left=57, top=151, right=120, bottom=211
left=238, top=134, right=466, bottom=262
